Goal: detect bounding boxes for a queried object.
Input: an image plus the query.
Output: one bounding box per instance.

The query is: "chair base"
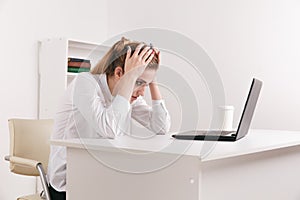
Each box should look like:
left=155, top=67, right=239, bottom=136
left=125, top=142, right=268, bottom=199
left=17, top=193, right=42, bottom=200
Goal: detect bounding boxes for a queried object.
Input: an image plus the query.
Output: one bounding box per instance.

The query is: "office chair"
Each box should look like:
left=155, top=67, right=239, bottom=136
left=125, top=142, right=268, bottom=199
left=4, top=119, right=54, bottom=200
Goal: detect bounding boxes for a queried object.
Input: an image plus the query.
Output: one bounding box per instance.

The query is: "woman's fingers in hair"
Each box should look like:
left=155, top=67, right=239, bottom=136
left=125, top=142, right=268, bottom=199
left=141, top=47, right=153, bottom=61
left=133, top=43, right=144, bottom=57
left=152, top=47, right=159, bottom=54
left=145, top=52, right=155, bottom=66
left=139, top=45, right=150, bottom=57
left=157, top=50, right=161, bottom=64
left=125, top=46, right=132, bottom=61
left=152, top=47, right=161, bottom=63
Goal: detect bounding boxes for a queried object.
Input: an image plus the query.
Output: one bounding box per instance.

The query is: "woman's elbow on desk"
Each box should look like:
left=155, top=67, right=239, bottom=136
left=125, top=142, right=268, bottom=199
left=151, top=118, right=171, bottom=135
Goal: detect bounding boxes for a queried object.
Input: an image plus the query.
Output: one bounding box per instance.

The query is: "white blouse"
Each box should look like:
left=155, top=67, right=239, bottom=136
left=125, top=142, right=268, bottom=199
left=47, top=72, right=171, bottom=191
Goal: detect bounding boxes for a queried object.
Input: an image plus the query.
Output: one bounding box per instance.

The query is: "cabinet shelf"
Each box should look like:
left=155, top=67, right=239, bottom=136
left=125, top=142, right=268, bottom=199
left=68, top=39, right=109, bottom=52
left=67, top=72, right=80, bottom=76
left=39, top=38, right=109, bottom=119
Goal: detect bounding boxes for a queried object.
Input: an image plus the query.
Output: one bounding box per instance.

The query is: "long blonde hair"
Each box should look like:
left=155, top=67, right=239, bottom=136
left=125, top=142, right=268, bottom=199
left=91, top=37, right=159, bottom=76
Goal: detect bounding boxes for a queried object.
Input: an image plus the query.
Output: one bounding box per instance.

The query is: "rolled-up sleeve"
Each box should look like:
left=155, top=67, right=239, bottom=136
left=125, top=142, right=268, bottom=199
left=73, top=74, right=130, bottom=138
left=131, top=98, right=171, bottom=134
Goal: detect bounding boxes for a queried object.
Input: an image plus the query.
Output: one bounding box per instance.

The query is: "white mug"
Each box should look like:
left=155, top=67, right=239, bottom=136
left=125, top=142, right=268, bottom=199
left=213, top=106, right=234, bottom=131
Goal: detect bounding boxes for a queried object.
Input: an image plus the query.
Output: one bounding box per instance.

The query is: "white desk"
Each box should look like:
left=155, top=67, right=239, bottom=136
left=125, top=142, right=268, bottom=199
left=51, top=129, right=300, bottom=200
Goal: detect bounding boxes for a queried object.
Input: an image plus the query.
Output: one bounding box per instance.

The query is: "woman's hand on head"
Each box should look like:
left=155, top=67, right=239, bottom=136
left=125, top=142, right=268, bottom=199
left=149, top=48, right=160, bottom=87
left=153, top=47, right=161, bottom=65
left=124, top=43, right=155, bottom=77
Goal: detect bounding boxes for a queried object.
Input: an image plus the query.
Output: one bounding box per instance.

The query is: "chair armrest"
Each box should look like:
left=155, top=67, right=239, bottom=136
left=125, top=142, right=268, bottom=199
left=4, top=155, right=10, bottom=161
left=5, top=155, right=40, bottom=168
left=5, top=155, right=51, bottom=199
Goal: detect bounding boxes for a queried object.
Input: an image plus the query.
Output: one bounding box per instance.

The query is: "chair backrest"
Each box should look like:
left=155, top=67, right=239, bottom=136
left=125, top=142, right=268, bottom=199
left=8, top=119, right=54, bottom=176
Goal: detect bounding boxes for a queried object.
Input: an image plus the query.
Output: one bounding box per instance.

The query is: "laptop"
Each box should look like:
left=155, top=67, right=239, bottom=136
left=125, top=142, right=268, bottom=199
left=172, top=78, right=263, bottom=142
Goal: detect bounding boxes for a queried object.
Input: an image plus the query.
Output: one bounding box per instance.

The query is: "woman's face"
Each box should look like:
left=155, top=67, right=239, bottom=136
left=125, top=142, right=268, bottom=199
left=130, top=69, right=156, bottom=103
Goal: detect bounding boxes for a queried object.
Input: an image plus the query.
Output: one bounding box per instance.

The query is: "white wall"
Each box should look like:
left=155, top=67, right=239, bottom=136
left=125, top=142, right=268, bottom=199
left=1, top=0, right=300, bottom=198
left=107, top=0, right=300, bottom=131
left=0, top=0, right=107, bottom=199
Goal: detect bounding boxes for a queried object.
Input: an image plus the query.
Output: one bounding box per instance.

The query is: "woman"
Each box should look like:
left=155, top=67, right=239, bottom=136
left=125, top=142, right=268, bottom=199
left=47, top=37, right=171, bottom=199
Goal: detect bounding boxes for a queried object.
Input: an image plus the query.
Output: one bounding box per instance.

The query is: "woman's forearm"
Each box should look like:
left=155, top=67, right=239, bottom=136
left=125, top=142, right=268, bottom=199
left=112, top=72, right=137, bottom=101
left=149, top=81, right=162, bottom=100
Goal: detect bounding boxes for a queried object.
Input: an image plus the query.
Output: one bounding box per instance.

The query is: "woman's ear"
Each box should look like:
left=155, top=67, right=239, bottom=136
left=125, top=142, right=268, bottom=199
left=114, top=66, right=124, bottom=80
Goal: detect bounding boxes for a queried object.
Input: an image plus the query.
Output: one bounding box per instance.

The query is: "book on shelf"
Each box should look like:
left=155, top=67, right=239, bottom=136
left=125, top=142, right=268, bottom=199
left=68, top=61, right=91, bottom=69
left=68, top=67, right=90, bottom=73
left=68, top=57, right=91, bottom=63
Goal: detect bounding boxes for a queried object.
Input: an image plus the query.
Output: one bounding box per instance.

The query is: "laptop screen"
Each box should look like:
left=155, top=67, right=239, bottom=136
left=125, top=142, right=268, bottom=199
left=235, top=78, right=263, bottom=140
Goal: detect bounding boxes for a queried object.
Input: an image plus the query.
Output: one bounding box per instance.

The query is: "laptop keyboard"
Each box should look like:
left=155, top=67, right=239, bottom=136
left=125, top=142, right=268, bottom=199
left=181, top=130, right=236, bottom=136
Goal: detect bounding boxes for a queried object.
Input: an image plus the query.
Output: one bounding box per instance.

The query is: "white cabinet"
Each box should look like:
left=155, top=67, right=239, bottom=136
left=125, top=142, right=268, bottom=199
left=38, top=38, right=109, bottom=119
